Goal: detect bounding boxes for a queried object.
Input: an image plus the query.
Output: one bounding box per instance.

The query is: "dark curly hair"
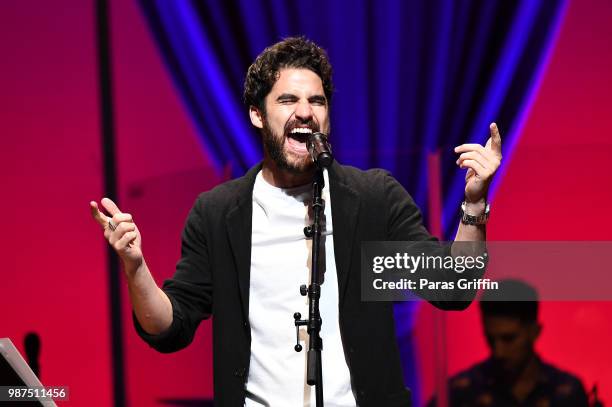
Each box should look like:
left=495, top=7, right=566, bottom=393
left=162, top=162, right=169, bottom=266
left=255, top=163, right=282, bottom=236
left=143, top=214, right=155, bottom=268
left=243, top=36, right=334, bottom=112
left=479, top=279, right=539, bottom=324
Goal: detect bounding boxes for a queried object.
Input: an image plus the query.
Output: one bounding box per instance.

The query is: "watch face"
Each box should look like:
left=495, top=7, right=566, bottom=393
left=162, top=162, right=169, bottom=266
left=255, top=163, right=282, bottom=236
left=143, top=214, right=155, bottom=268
left=460, top=202, right=490, bottom=225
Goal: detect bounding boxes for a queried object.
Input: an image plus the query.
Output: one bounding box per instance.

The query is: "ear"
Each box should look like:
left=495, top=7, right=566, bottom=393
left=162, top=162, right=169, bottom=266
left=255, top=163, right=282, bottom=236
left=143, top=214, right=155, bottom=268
left=249, top=105, right=264, bottom=129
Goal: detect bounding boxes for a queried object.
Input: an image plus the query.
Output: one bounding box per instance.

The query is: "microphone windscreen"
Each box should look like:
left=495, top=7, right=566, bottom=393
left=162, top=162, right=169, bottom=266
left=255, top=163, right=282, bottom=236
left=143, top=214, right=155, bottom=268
left=307, top=132, right=333, bottom=168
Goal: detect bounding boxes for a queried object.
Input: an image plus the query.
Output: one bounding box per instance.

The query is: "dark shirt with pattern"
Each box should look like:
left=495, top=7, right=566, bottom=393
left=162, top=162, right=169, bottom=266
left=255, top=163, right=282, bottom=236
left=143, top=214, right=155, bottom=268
left=427, top=357, right=588, bottom=407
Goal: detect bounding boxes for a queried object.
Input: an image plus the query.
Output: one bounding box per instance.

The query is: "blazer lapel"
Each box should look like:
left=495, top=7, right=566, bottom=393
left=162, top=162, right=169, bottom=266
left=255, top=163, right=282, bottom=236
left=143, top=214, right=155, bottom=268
left=328, top=163, right=361, bottom=305
left=225, top=163, right=261, bottom=320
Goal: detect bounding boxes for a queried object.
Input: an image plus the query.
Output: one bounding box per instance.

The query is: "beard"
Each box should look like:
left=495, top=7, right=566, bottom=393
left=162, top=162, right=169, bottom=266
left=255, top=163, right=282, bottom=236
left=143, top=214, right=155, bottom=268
left=261, top=118, right=320, bottom=174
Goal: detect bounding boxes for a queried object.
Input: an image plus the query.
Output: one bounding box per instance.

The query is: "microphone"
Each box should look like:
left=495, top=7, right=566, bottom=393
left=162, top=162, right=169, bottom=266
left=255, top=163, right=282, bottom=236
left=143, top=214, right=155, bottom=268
left=307, top=132, right=334, bottom=168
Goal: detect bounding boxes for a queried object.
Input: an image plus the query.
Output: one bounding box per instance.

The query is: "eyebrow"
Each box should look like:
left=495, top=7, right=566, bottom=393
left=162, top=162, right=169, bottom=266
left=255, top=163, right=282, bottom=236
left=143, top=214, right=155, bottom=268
left=276, top=93, right=298, bottom=101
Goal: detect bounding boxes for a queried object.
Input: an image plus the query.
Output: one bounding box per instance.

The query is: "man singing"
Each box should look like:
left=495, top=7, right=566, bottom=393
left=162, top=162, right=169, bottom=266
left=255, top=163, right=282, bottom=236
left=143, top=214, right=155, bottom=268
left=91, top=37, right=502, bottom=406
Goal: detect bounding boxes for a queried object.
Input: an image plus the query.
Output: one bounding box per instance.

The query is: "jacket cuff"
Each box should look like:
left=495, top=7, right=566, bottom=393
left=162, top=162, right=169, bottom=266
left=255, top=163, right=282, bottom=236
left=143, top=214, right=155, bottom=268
left=132, top=293, right=183, bottom=349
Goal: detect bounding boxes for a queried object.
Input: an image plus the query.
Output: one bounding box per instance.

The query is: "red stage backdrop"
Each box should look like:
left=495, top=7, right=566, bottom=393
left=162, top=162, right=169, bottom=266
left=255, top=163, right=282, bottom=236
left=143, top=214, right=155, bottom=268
left=0, top=1, right=111, bottom=405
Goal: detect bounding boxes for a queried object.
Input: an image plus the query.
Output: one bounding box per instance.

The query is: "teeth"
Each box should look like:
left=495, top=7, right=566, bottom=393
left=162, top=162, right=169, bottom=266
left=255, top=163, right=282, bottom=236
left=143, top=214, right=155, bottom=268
left=290, top=128, right=313, bottom=134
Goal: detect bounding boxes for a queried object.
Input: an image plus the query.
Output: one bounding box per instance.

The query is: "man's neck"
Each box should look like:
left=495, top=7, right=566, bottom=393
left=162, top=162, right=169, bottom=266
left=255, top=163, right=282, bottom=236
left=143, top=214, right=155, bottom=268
left=261, top=158, right=314, bottom=188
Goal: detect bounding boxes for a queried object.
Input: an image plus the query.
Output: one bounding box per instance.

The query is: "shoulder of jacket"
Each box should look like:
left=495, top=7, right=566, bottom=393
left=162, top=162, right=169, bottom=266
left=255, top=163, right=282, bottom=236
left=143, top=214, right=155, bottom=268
left=332, top=163, right=392, bottom=188
left=192, top=172, right=254, bottom=212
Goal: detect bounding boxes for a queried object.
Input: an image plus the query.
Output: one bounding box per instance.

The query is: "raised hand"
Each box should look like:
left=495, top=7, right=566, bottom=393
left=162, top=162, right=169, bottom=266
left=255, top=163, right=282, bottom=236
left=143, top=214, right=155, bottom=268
left=454, top=123, right=502, bottom=203
left=90, top=197, right=143, bottom=272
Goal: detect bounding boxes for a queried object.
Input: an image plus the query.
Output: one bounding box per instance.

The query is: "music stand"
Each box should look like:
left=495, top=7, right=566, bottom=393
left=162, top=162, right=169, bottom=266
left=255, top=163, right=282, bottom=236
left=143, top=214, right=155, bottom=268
left=0, top=338, right=55, bottom=406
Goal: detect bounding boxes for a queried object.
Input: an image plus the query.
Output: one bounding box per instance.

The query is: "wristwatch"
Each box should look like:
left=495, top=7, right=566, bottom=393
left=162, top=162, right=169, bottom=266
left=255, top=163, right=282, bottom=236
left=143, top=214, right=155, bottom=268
left=460, top=201, right=490, bottom=225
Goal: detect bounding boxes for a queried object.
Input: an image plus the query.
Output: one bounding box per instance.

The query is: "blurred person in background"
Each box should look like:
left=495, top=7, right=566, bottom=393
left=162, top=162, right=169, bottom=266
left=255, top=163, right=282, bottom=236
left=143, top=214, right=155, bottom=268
left=428, top=279, right=588, bottom=407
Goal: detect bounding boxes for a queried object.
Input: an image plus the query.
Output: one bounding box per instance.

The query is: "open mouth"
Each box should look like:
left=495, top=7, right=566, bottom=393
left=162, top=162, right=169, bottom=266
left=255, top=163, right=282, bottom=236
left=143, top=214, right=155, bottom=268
left=286, top=127, right=313, bottom=153
left=289, top=127, right=312, bottom=140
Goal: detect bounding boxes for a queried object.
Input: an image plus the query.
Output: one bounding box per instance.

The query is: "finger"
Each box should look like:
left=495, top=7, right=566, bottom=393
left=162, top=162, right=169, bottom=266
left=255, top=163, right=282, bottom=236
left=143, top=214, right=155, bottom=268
left=108, top=223, right=136, bottom=245
left=456, top=151, right=491, bottom=170
left=459, top=159, right=487, bottom=178
left=454, top=143, right=487, bottom=154
left=101, top=197, right=122, bottom=216
left=111, top=213, right=134, bottom=226
left=116, top=222, right=136, bottom=235
left=488, top=122, right=502, bottom=156
left=114, top=231, right=138, bottom=252
left=90, top=201, right=108, bottom=227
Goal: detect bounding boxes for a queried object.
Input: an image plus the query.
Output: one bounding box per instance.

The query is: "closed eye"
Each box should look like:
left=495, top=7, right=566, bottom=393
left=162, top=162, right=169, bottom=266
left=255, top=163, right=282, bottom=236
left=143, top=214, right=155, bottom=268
left=277, top=94, right=298, bottom=104
left=309, top=96, right=327, bottom=106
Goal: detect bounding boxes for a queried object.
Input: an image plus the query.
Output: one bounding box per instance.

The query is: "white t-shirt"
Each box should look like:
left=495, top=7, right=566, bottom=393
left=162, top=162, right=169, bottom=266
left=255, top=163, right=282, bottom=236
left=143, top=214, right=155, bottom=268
left=246, top=170, right=357, bottom=407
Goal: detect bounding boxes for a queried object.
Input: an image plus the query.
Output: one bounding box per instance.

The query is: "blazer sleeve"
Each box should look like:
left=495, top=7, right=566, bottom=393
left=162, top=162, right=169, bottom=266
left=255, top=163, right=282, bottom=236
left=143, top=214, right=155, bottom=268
left=384, top=171, right=436, bottom=242
left=134, top=194, right=213, bottom=353
left=383, top=172, right=483, bottom=309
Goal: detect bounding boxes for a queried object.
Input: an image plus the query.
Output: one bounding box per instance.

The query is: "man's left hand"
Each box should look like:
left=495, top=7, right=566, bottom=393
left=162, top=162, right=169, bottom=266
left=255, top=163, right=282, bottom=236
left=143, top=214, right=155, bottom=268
left=454, top=122, right=502, bottom=203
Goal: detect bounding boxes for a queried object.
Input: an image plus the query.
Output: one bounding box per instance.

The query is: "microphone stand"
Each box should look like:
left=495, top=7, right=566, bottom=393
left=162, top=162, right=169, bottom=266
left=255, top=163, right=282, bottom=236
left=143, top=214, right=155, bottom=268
left=293, top=167, right=325, bottom=407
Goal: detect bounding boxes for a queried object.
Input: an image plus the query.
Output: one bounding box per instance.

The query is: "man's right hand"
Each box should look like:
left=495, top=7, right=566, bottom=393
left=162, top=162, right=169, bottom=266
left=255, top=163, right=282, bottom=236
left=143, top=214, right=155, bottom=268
left=90, top=197, right=143, bottom=274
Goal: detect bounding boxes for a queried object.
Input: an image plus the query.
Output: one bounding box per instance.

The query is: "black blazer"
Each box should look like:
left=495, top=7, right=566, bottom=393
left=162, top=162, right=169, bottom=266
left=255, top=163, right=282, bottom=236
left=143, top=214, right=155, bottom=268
left=135, top=161, right=461, bottom=406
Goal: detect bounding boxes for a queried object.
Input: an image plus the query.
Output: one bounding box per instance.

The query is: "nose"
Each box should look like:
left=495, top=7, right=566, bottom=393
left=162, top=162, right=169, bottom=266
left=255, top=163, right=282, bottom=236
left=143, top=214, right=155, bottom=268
left=294, top=100, right=314, bottom=122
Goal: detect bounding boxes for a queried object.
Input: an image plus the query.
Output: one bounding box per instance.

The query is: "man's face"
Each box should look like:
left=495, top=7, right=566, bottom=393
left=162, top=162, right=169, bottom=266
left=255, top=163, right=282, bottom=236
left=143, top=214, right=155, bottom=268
left=250, top=68, right=330, bottom=174
left=482, top=316, right=540, bottom=377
